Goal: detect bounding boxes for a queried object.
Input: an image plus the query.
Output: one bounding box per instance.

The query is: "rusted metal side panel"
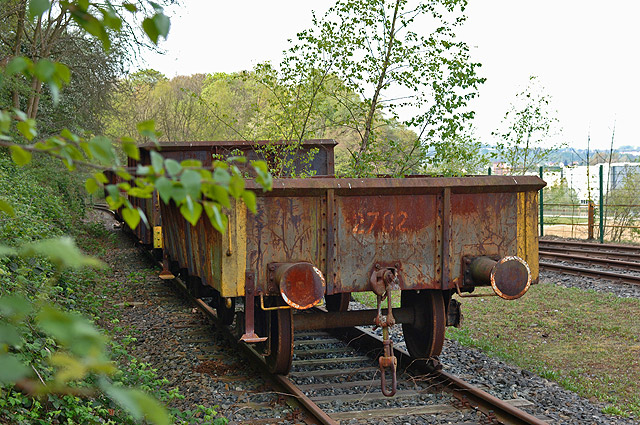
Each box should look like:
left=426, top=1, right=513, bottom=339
left=187, top=214, right=212, bottom=278
left=333, top=194, right=440, bottom=293
left=246, top=197, right=324, bottom=294
left=161, top=149, right=213, bottom=167
left=220, top=201, right=247, bottom=297
left=160, top=201, right=177, bottom=265
left=201, top=215, right=223, bottom=291
left=177, top=215, right=189, bottom=271
left=162, top=201, right=189, bottom=270
left=517, top=191, right=539, bottom=283
left=446, top=192, right=518, bottom=290
left=184, top=215, right=195, bottom=275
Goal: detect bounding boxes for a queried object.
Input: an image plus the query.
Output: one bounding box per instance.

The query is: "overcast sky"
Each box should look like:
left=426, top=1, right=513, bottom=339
left=139, top=0, right=640, bottom=151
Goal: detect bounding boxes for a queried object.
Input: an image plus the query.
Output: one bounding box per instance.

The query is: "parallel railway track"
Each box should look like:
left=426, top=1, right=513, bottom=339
left=539, top=239, right=640, bottom=287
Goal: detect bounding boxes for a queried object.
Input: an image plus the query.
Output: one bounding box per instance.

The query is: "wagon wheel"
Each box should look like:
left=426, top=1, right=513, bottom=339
left=325, top=293, right=350, bottom=312
left=401, top=290, right=446, bottom=359
left=265, top=308, right=293, bottom=374
left=216, top=297, right=235, bottom=326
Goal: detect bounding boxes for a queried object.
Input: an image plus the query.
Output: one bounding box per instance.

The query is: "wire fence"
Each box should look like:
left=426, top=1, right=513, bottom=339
left=534, top=163, right=640, bottom=243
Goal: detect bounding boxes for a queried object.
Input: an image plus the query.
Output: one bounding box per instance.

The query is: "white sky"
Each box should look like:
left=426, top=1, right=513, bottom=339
left=139, top=0, right=640, bottom=151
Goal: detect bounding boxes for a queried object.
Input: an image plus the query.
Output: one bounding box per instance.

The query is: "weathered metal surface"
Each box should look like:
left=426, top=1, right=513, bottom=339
left=335, top=194, right=439, bottom=293
left=271, top=262, right=326, bottom=310
left=139, top=139, right=336, bottom=175
left=240, top=272, right=267, bottom=344
left=490, top=256, right=531, bottom=299
left=130, top=137, right=544, bottom=303
left=243, top=176, right=543, bottom=295
left=292, top=307, right=415, bottom=331
left=466, top=256, right=532, bottom=300
left=447, top=192, right=519, bottom=290
left=246, top=196, right=324, bottom=294
left=246, top=175, right=546, bottom=194
left=134, top=140, right=335, bottom=281
left=517, top=191, right=540, bottom=282
left=153, top=226, right=163, bottom=249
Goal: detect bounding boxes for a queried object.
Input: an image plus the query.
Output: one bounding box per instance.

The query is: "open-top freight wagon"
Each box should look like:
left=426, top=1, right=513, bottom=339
left=108, top=139, right=335, bottom=248
left=119, top=140, right=545, bottom=396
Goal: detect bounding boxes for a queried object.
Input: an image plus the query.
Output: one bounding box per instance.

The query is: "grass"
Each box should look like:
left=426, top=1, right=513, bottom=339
left=353, top=284, right=640, bottom=418
left=447, top=283, right=640, bottom=418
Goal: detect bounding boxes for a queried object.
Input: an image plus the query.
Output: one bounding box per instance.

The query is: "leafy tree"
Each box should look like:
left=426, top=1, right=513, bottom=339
left=427, top=131, right=491, bottom=176
left=0, top=0, right=170, bottom=123
left=544, top=178, right=579, bottom=206
left=105, top=69, right=167, bottom=141
left=273, top=0, right=484, bottom=176
left=493, top=76, right=563, bottom=174
left=0, top=1, right=270, bottom=424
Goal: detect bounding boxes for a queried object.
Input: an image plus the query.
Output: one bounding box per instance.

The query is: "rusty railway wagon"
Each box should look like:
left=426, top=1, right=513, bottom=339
left=109, top=139, right=335, bottom=248
left=120, top=140, right=545, bottom=396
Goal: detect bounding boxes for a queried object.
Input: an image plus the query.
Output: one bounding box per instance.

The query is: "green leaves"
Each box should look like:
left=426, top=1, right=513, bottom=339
left=137, top=120, right=159, bottom=142
left=20, top=237, right=105, bottom=270
left=121, top=137, right=140, bottom=160
left=0, top=199, right=15, bottom=217
left=37, top=305, right=106, bottom=357
left=101, top=381, right=170, bottom=425
left=0, top=295, right=32, bottom=321
left=204, top=202, right=228, bottom=233
left=164, top=158, right=182, bottom=176
left=241, top=190, right=257, bottom=214
left=180, top=169, right=201, bottom=199
left=251, top=160, right=273, bottom=190
left=0, top=354, right=31, bottom=385
left=85, top=177, right=100, bottom=195
left=5, top=57, right=30, bottom=76
left=180, top=196, right=203, bottom=226
left=154, top=177, right=172, bottom=204
left=122, top=207, right=141, bottom=230
left=88, top=136, right=116, bottom=165
left=16, top=120, right=37, bottom=142
left=142, top=13, right=171, bottom=44
left=28, top=0, right=50, bottom=17
left=150, top=150, right=164, bottom=174
left=10, top=145, right=32, bottom=165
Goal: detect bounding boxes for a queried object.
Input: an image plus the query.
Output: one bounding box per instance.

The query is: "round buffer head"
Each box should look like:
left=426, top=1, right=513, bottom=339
left=278, top=262, right=326, bottom=310
left=490, top=256, right=532, bottom=300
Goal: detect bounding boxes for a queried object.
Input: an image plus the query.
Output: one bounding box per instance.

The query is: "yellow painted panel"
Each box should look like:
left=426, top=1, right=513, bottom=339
left=153, top=226, right=163, bottom=249
left=220, top=200, right=247, bottom=297
left=517, top=192, right=539, bottom=281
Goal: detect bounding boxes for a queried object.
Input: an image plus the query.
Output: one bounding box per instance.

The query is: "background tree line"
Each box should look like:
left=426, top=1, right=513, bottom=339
left=104, top=68, right=492, bottom=176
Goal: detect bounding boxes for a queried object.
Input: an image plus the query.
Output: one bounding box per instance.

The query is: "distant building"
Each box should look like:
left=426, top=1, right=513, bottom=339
left=561, top=162, right=640, bottom=203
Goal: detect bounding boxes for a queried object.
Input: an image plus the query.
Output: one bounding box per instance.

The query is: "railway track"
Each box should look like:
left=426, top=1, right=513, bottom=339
left=539, top=239, right=640, bottom=287
left=155, top=259, right=549, bottom=424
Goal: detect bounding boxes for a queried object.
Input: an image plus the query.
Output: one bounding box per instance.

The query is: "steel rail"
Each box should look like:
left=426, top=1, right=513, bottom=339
left=539, top=250, right=640, bottom=272
left=539, top=239, right=640, bottom=253
left=540, top=261, right=640, bottom=286
left=154, top=261, right=334, bottom=425
left=332, top=325, right=549, bottom=425
left=91, top=203, right=115, bottom=216
left=539, top=246, right=640, bottom=262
